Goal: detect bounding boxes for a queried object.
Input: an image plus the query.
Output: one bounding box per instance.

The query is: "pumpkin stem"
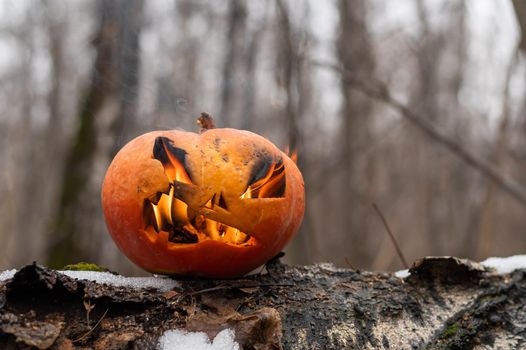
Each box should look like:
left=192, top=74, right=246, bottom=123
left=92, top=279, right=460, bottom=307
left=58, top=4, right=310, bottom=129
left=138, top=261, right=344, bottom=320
left=197, top=112, right=216, bottom=133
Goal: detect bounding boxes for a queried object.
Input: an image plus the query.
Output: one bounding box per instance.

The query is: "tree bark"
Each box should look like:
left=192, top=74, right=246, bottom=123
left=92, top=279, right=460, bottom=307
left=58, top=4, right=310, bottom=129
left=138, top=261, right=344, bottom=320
left=1, top=257, right=525, bottom=349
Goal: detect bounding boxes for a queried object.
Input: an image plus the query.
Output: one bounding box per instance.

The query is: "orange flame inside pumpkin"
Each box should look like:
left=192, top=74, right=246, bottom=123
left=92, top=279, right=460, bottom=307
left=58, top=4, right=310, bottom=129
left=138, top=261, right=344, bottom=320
left=241, top=161, right=285, bottom=199
left=146, top=140, right=288, bottom=245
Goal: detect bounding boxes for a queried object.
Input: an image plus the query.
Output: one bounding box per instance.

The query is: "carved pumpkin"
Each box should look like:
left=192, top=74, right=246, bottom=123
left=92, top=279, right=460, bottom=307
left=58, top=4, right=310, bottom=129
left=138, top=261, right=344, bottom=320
left=101, top=115, right=305, bottom=278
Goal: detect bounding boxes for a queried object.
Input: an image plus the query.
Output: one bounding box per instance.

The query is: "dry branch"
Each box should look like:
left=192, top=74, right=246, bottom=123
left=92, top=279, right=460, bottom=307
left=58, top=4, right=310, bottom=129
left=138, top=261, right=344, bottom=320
left=372, top=204, right=408, bottom=269
left=311, top=60, right=526, bottom=208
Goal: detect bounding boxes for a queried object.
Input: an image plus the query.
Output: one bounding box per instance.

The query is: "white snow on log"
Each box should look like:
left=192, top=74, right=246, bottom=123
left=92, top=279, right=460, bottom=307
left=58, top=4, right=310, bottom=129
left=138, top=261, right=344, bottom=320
left=0, top=269, right=16, bottom=281
left=58, top=270, right=179, bottom=292
left=0, top=269, right=178, bottom=291
left=394, top=254, right=526, bottom=278
left=158, top=329, right=239, bottom=350
left=394, top=269, right=410, bottom=278
left=481, top=255, right=526, bottom=274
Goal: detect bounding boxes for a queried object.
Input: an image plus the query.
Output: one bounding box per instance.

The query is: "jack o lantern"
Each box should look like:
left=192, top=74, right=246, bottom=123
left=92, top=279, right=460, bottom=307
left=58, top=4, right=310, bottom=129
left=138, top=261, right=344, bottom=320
left=102, top=113, right=305, bottom=278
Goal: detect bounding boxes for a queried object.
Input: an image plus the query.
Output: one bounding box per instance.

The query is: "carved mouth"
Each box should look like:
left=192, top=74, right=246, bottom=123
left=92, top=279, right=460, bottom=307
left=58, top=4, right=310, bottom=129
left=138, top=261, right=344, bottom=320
left=144, top=183, right=251, bottom=245
left=144, top=136, right=287, bottom=245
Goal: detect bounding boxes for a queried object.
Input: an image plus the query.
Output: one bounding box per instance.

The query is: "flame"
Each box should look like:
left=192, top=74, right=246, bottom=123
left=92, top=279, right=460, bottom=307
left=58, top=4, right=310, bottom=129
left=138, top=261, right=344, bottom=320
left=290, top=150, right=298, bottom=164
left=283, top=145, right=298, bottom=164
left=161, top=142, right=192, bottom=184
left=151, top=186, right=174, bottom=230
left=240, top=187, right=252, bottom=199
left=241, top=161, right=286, bottom=199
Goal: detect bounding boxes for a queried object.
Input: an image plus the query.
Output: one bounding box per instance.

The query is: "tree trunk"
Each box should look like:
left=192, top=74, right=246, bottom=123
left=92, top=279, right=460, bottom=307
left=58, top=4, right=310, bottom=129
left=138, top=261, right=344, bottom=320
left=1, top=257, right=525, bottom=349
left=336, top=0, right=376, bottom=267
left=513, top=0, right=526, bottom=53
left=476, top=50, right=516, bottom=259
left=110, top=0, right=144, bottom=157
left=274, top=0, right=315, bottom=265
left=48, top=0, right=144, bottom=268
left=220, top=0, right=247, bottom=127
left=241, top=8, right=268, bottom=131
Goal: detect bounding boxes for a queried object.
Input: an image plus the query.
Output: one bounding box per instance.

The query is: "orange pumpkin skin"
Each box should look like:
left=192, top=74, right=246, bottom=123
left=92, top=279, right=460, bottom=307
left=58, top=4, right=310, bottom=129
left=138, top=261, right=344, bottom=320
left=101, top=128, right=304, bottom=278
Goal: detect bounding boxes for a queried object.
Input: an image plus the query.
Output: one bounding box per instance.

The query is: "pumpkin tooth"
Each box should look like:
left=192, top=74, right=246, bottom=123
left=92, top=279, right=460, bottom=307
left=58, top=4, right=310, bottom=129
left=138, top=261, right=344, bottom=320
left=217, top=193, right=228, bottom=210
left=204, top=194, right=215, bottom=209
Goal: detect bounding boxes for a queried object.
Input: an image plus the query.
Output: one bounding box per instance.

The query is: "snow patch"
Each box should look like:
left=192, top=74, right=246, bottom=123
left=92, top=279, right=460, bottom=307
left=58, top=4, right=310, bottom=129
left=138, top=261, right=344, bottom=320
left=59, top=270, right=179, bottom=292
left=0, top=268, right=177, bottom=291
left=394, top=269, right=410, bottom=278
left=394, top=254, right=526, bottom=278
left=481, top=255, right=526, bottom=274
left=0, top=269, right=16, bottom=281
left=317, top=262, right=349, bottom=273
left=158, top=329, right=239, bottom=350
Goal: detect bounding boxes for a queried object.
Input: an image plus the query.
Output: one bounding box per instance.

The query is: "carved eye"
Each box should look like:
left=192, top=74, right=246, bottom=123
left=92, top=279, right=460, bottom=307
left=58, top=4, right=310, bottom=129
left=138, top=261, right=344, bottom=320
left=153, top=137, right=193, bottom=184
left=241, top=158, right=286, bottom=199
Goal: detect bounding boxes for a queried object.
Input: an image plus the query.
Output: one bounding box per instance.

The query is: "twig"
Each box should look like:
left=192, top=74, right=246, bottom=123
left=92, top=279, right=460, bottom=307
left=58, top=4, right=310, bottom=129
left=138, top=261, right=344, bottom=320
left=311, top=59, right=526, bottom=208
left=73, top=308, right=109, bottom=343
left=82, top=299, right=95, bottom=327
left=344, top=257, right=356, bottom=270
left=373, top=203, right=409, bottom=269
left=186, top=283, right=294, bottom=297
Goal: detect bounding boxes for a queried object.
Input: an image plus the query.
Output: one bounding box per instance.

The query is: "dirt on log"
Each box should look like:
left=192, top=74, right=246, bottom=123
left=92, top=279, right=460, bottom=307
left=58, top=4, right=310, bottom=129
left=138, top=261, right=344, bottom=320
left=0, top=257, right=525, bottom=349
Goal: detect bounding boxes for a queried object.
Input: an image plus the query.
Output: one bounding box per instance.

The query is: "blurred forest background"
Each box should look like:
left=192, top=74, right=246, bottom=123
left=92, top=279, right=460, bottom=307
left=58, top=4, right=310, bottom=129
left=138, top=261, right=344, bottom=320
left=1, top=0, right=526, bottom=275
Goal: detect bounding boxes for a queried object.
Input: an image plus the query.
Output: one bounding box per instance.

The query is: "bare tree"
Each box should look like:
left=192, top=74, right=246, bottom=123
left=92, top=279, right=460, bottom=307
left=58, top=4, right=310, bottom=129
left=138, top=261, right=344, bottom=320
left=111, top=0, right=144, bottom=156
left=513, top=0, right=526, bottom=53
left=411, top=1, right=446, bottom=256
left=220, top=0, right=247, bottom=127
left=2, top=5, right=38, bottom=266
left=274, top=0, right=300, bottom=152
left=511, top=1, right=526, bottom=154
left=241, top=5, right=268, bottom=131
left=274, top=0, right=315, bottom=265
left=336, top=0, right=376, bottom=267
left=476, top=51, right=516, bottom=259
left=48, top=0, right=144, bottom=268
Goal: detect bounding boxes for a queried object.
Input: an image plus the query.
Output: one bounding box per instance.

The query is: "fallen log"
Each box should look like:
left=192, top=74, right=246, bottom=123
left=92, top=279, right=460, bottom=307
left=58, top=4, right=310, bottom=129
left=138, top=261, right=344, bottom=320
left=0, top=257, right=525, bottom=349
